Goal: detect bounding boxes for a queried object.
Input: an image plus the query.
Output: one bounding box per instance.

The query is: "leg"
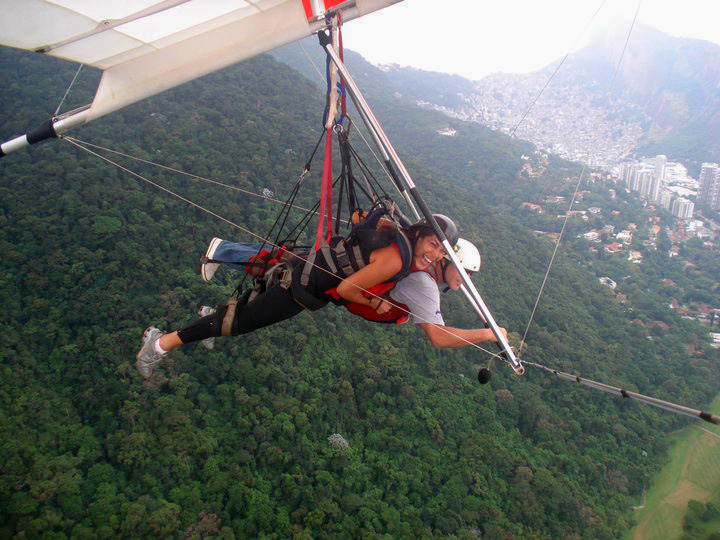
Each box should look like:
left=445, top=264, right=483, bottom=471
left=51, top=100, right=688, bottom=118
left=136, top=283, right=307, bottom=379
left=136, top=312, right=225, bottom=379
left=230, top=283, right=305, bottom=335
left=158, top=331, right=183, bottom=351
left=202, top=239, right=267, bottom=281
left=212, top=240, right=268, bottom=271
left=175, top=284, right=304, bottom=345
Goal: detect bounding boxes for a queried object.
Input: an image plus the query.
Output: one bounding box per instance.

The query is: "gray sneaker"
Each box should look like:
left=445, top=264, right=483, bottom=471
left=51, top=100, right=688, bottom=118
left=135, top=326, right=166, bottom=379
left=198, top=306, right=216, bottom=350
left=201, top=237, right=223, bottom=282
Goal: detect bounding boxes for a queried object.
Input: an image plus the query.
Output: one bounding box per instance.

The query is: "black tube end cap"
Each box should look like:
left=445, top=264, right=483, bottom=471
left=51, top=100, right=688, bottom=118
left=478, top=368, right=492, bottom=384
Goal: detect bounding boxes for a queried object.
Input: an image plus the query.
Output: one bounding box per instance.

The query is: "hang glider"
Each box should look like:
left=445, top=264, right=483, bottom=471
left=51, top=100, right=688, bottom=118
left=0, top=0, right=401, bottom=156
left=0, top=0, right=523, bottom=376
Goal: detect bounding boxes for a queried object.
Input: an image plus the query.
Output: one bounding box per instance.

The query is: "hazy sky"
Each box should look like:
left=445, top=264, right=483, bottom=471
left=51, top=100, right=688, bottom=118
left=342, top=0, right=720, bottom=80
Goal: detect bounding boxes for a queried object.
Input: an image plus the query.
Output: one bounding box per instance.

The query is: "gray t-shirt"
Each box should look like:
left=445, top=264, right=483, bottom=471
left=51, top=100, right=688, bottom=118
left=390, top=271, right=444, bottom=325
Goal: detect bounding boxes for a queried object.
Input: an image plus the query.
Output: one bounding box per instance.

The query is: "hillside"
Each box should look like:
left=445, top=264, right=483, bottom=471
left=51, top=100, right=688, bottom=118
left=370, top=24, right=720, bottom=173
left=1, top=45, right=719, bottom=539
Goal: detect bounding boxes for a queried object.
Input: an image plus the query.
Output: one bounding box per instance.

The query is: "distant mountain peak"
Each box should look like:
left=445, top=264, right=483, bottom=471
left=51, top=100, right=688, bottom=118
left=374, top=24, right=720, bottom=172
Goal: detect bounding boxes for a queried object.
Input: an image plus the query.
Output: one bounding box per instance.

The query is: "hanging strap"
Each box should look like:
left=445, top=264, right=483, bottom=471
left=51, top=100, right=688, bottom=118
left=322, top=16, right=340, bottom=129
left=314, top=18, right=338, bottom=252
left=315, top=127, right=334, bottom=249
left=314, top=14, right=350, bottom=251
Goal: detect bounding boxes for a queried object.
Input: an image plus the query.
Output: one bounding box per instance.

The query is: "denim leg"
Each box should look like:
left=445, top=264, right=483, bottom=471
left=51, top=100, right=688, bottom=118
left=212, top=241, right=267, bottom=272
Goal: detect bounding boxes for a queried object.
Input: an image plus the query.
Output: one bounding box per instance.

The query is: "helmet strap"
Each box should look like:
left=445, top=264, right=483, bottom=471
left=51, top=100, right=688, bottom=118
left=440, top=258, right=449, bottom=284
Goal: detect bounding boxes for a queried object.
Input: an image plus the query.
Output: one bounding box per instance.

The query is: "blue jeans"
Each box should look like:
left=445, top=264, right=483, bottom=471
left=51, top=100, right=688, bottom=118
left=212, top=240, right=268, bottom=272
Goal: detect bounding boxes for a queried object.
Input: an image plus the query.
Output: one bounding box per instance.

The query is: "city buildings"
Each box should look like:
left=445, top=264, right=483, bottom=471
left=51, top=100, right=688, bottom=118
left=620, top=155, right=697, bottom=219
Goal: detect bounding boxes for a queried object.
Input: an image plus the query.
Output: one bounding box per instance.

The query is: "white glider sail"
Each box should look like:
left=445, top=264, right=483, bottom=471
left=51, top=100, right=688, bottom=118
left=0, top=0, right=401, bottom=154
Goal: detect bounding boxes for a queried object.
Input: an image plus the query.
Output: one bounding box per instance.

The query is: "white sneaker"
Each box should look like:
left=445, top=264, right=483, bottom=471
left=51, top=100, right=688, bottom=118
left=201, top=237, right=223, bottom=282
left=135, top=326, right=166, bottom=379
left=198, top=306, right=216, bottom=349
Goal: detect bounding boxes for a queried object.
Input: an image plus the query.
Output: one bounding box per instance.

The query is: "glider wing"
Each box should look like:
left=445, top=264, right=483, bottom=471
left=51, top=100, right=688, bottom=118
left=0, top=0, right=401, bottom=122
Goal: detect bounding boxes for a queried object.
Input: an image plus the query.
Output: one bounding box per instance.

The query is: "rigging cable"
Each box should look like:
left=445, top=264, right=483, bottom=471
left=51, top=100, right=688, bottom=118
left=508, top=0, right=608, bottom=138
left=477, top=2, right=609, bottom=375
left=62, top=137, right=321, bottom=217
left=54, top=64, right=84, bottom=117
left=520, top=1, right=643, bottom=347
left=608, top=0, right=643, bottom=95
left=519, top=163, right=587, bottom=351
left=232, top=127, right=327, bottom=293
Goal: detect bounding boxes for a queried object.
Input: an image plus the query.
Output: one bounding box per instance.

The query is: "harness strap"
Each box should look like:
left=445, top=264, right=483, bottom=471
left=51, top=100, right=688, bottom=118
left=333, top=241, right=356, bottom=276
left=351, top=244, right=364, bottom=272
left=321, top=243, right=338, bottom=274
left=300, top=249, right=318, bottom=288
left=221, top=298, right=238, bottom=337
left=300, top=241, right=339, bottom=288
left=265, top=262, right=293, bottom=290
left=397, top=232, right=413, bottom=278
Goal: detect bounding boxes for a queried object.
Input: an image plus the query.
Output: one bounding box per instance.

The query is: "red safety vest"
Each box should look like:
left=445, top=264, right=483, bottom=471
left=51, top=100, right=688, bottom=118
left=340, top=264, right=439, bottom=325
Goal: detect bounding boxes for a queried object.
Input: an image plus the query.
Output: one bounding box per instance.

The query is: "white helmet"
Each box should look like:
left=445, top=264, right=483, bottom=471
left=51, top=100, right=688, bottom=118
left=452, top=238, right=481, bottom=272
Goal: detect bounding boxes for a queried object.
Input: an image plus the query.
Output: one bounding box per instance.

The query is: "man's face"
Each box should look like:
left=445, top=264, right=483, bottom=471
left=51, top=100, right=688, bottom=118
left=442, top=261, right=472, bottom=290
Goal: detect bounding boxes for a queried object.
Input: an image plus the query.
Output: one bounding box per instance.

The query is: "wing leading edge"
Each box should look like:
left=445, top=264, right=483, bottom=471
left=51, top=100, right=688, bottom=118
left=0, top=0, right=401, bottom=124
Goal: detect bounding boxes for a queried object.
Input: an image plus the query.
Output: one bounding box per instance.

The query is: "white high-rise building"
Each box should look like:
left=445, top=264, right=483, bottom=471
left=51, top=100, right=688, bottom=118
left=648, top=155, right=666, bottom=203
left=655, top=155, right=667, bottom=177
left=671, top=197, right=694, bottom=219
left=622, top=162, right=640, bottom=190
left=659, top=189, right=674, bottom=210
left=638, top=168, right=655, bottom=200
left=698, top=163, right=720, bottom=209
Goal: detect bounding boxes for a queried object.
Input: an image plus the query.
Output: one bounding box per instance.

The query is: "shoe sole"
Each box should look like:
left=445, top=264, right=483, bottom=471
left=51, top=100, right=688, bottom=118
left=201, top=238, right=223, bottom=282
left=136, top=327, right=163, bottom=379
left=141, top=326, right=155, bottom=343
left=205, top=237, right=222, bottom=261
left=197, top=306, right=216, bottom=318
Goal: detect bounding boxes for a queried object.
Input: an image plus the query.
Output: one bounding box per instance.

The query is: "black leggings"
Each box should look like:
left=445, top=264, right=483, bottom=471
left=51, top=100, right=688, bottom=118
left=177, top=260, right=338, bottom=344
left=177, top=284, right=305, bottom=344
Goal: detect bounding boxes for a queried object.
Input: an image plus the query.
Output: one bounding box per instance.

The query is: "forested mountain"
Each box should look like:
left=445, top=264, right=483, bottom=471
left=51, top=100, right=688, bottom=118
left=365, top=24, right=720, bottom=172
left=558, top=24, right=720, bottom=167
left=1, top=43, right=718, bottom=539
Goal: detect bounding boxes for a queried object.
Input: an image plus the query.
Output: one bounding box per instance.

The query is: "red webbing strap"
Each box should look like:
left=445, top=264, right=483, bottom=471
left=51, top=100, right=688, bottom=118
left=315, top=127, right=334, bottom=250
left=301, top=0, right=346, bottom=19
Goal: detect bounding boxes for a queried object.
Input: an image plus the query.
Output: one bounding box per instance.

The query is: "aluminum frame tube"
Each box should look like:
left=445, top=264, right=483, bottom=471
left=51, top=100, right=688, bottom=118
left=526, top=360, right=720, bottom=424
left=1, top=107, right=90, bottom=158
left=322, top=40, right=420, bottom=220
left=460, top=285, right=487, bottom=324
left=323, top=41, right=523, bottom=375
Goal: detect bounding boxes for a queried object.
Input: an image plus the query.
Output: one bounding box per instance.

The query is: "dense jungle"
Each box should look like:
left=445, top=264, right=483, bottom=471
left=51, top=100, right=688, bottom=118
left=1, top=45, right=719, bottom=539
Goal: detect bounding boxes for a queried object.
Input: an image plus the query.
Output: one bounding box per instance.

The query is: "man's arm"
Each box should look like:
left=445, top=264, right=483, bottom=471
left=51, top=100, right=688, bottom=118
left=419, top=323, right=507, bottom=349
